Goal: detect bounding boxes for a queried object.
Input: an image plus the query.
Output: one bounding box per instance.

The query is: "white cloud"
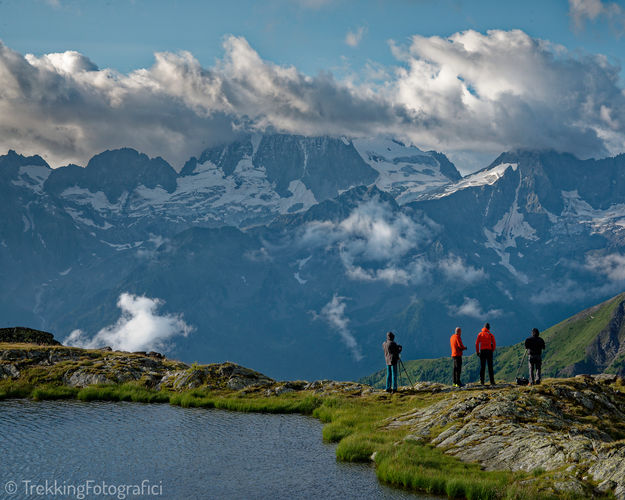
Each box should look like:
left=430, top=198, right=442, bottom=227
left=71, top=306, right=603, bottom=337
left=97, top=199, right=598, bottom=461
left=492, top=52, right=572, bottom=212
left=450, top=297, right=502, bottom=319
left=437, top=255, right=485, bottom=283
left=345, top=26, right=367, bottom=47
left=389, top=29, right=625, bottom=158
left=301, top=198, right=435, bottom=285
left=317, top=294, right=362, bottom=360
left=585, top=252, right=625, bottom=280
left=568, top=0, right=625, bottom=31
left=64, top=293, right=193, bottom=352
left=1, top=29, right=625, bottom=169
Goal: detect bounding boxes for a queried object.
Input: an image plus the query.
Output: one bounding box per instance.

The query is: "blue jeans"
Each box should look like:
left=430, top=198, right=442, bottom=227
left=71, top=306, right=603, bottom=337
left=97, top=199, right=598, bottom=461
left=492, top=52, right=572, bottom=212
left=386, top=364, right=398, bottom=391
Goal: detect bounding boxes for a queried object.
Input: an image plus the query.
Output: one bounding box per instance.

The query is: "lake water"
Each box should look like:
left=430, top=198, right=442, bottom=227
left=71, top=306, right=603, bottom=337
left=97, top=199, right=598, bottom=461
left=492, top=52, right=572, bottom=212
left=0, top=400, right=432, bottom=499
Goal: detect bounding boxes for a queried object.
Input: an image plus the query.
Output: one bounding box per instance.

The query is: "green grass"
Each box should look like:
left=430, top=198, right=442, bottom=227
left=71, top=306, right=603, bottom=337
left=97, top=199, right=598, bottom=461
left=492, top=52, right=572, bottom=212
left=307, top=392, right=574, bottom=499
left=540, top=296, right=620, bottom=375
left=76, top=384, right=171, bottom=403
left=0, top=381, right=33, bottom=399
left=375, top=440, right=507, bottom=499
left=31, top=385, right=79, bottom=400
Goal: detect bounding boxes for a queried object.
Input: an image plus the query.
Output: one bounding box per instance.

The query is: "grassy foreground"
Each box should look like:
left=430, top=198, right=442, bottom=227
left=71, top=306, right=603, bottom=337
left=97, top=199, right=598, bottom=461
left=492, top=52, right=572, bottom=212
left=0, top=377, right=595, bottom=500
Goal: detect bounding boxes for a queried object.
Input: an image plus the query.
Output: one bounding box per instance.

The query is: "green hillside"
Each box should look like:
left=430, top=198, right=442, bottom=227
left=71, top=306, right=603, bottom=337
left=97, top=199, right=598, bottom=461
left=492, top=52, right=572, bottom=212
left=361, top=292, right=625, bottom=387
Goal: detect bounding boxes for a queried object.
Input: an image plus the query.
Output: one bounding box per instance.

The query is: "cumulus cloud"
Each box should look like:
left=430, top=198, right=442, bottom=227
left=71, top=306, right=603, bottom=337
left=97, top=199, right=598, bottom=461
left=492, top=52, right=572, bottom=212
left=389, top=29, right=625, bottom=158
left=317, top=294, right=362, bottom=360
left=345, top=26, right=367, bottom=47
left=302, top=199, right=435, bottom=285
left=450, top=297, right=503, bottom=319
left=585, top=253, right=625, bottom=280
left=64, top=293, right=193, bottom=352
left=1, top=29, right=625, bottom=168
left=437, top=255, right=485, bottom=283
left=568, top=0, right=625, bottom=31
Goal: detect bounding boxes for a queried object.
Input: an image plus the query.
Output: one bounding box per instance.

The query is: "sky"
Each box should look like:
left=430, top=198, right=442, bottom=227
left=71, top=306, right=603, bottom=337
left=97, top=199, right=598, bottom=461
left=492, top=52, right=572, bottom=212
left=1, top=0, right=625, bottom=172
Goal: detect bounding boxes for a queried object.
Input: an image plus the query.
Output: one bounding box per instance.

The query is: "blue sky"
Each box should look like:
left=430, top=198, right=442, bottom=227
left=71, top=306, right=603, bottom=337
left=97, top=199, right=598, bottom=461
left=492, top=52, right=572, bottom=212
left=1, top=0, right=625, bottom=171
left=1, top=0, right=622, bottom=75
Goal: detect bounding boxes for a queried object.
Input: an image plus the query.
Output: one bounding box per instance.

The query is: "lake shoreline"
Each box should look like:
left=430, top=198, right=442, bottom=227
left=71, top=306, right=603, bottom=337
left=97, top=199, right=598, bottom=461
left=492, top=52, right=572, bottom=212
left=2, top=342, right=625, bottom=499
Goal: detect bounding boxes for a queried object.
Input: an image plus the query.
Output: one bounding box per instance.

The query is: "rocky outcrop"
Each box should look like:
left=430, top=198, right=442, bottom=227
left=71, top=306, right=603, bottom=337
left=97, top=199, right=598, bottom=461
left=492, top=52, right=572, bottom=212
left=0, top=327, right=60, bottom=345
left=0, top=344, right=275, bottom=392
left=159, top=362, right=274, bottom=391
left=387, top=376, right=625, bottom=498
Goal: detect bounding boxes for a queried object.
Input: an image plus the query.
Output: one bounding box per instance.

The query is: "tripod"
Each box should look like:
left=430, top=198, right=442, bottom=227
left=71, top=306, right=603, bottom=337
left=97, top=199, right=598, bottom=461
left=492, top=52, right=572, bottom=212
left=399, top=356, right=414, bottom=387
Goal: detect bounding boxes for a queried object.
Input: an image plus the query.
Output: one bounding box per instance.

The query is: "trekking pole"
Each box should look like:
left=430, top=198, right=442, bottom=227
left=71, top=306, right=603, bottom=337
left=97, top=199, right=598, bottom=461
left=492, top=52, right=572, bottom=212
left=399, top=357, right=414, bottom=387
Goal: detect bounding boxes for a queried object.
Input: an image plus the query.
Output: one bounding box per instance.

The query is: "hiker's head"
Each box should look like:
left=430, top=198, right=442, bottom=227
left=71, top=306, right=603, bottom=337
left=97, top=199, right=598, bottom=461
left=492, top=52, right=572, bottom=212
left=532, top=328, right=539, bottom=337
left=455, top=327, right=461, bottom=335
left=484, top=322, right=490, bottom=330
left=387, top=331, right=395, bottom=341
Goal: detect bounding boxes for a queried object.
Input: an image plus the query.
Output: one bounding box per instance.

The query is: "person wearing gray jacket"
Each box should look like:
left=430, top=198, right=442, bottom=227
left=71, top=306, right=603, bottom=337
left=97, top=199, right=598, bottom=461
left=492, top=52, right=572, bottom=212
left=382, top=331, right=402, bottom=393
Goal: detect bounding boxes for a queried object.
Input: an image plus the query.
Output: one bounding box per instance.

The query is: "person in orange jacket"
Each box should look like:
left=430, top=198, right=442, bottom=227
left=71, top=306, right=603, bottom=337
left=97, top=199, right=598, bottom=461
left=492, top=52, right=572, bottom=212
left=450, top=327, right=467, bottom=387
left=476, top=322, right=496, bottom=385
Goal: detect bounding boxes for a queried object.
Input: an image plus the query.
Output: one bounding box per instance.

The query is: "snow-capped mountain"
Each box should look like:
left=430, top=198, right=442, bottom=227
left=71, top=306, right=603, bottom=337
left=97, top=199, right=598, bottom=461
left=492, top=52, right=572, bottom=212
left=3, top=141, right=625, bottom=380
left=36, top=134, right=461, bottom=233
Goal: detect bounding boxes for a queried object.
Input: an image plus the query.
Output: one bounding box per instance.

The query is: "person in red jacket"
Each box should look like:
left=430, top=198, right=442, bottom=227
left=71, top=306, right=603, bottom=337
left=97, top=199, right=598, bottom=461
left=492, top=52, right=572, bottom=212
left=475, top=322, right=496, bottom=385
left=450, top=327, right=467, bottom=387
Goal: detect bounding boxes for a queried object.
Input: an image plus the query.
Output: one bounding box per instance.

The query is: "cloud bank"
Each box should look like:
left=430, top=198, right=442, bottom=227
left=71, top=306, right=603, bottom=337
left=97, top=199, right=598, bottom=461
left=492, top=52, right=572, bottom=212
left=2, top=29, right=625, bottom=167
left=64, top=293, right=193, bottom=352
left=302, top=199, right=435, bottom=285
left=301, top=198, right=485, bottom=285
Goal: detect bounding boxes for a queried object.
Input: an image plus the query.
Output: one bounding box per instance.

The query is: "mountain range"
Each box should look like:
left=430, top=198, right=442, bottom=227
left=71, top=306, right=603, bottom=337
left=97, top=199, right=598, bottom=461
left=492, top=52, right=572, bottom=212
left=2, top=133, right=625, bottom=380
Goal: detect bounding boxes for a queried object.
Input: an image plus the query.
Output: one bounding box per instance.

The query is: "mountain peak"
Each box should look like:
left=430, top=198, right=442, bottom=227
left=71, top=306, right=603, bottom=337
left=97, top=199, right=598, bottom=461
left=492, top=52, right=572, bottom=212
left=45, top=148, right=178, bottom=202
left=0, top=150, right=50, bottom=170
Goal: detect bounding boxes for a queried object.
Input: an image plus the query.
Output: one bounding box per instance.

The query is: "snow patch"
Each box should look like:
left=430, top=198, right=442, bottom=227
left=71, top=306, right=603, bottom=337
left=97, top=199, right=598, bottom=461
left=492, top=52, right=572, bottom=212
left=352, top=137, right=452, bottom=203
left=560, top=190, right=625, bottom=236
left=11, top=165, right=51, bottom=194
left=64, top=207, right=113, bottom=229
left=430, top=163, right=518, bottom=199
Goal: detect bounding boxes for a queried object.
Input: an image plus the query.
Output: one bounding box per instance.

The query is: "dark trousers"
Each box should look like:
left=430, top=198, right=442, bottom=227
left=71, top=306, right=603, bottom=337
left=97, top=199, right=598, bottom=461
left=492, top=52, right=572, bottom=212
left=452, top=356, right=462, bottom=385
left=529, top=357, right=542, bottom=384
left=386, top=363, right=398, bottom=391
left=479, top=350, right=495, bottom=384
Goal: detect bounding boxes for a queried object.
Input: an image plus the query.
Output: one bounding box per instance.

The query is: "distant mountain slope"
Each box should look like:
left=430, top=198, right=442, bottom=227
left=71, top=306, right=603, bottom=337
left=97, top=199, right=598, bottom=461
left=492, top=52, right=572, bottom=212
left=361, top=292, right=625, bottom=387
left=6, top=143, right=625, bottom=380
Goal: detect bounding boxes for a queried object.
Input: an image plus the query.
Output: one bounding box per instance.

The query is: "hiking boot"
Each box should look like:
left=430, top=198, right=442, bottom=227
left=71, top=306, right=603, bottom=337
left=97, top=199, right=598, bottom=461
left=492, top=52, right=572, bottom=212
left=458, top=382, right=465, bottom=387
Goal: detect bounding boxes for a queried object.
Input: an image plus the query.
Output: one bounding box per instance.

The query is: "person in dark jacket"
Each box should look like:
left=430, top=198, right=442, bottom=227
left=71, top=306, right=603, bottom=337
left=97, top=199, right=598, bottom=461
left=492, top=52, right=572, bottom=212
left=524, top=328, right=546, bottom=385
left=475, top=323, right=496, bottom=385
left=383, top=331, right=402, bottom=393
left=450, top=327, right=467, bottom=387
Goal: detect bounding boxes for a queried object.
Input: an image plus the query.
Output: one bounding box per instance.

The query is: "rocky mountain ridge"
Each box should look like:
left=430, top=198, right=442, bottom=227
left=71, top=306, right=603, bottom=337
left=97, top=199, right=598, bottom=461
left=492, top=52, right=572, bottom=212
left=4, top=139, right=625, bottom=380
